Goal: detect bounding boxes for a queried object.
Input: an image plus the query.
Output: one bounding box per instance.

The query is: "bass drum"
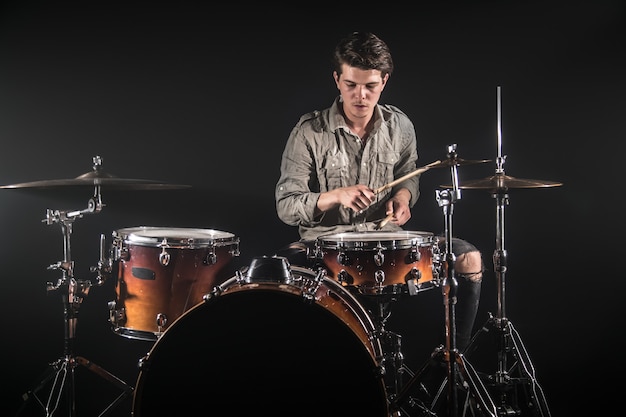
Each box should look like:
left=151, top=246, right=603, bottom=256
left=132, top=256, right=389, bottom=417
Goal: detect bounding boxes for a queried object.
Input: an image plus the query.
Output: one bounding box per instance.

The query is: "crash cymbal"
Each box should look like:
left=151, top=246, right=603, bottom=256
left=430, top=158, right=491, bottom=168
left=442, top=173, right=563, bottom=191
left=0, top=162, right=191, bottom=190
left=0, top=177, right=190, bottom=190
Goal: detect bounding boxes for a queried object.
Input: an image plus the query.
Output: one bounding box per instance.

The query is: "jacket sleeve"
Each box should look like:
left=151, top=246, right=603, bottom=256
left=275, top=121, right=322, bottom=227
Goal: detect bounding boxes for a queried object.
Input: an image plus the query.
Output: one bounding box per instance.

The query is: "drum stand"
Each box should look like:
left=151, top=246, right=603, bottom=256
left=15, top=189, right=133, bottom=417
left=367, top=294, right=411, bottom=404
left=391, top=145, right=497, bottom=417
left=462, top=158, right=551, bottom=417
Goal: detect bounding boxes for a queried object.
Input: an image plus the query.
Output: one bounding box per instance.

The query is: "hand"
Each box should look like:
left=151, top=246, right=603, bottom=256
left=317, top=184, right=376, bottom=213
left=339, top=184, right=376, bottom=212
left=384, top=189, right=412, bottom=226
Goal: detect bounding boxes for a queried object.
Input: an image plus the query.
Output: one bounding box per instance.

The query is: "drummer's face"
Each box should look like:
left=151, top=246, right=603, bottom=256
left=334, top=64, right=388, bottom=123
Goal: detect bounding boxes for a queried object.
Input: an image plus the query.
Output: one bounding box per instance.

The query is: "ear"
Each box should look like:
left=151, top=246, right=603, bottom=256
left=333, top=71, right=340, bottom=88
left=381, top=73, right=390, bottom=89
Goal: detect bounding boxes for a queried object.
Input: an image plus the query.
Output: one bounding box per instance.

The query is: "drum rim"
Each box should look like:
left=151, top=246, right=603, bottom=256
left=317, top=230, right=434, bottom=249
left=114, top=226, right=238, bottom=247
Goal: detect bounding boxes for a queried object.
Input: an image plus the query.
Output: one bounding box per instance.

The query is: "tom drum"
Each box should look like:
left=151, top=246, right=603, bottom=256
left=109, top=226, right=239, bottom=341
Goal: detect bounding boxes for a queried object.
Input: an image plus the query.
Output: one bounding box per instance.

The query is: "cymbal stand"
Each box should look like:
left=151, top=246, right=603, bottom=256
left=391, top=145, right=497, bottom=417
left=462, top=86, right=551, bottom=417
left=15, top=184, right=132, bottom=417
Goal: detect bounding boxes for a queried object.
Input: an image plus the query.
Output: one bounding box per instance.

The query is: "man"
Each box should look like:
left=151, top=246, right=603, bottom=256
left=275, top=31, right=483, bottom=387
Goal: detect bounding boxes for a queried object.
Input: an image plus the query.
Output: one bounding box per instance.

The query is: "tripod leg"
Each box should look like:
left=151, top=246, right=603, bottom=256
left=462, top=314, right=494, bottom=357
left=74, top=356, right=134, bottom=417
left=75, top=356, right=134, bottom=394
left=15, top=358, right=71, bottom=417
left=14, top=356, right=134, bottom=417
left=463, top=317, right=552, bottom=417
left=390, top=347, right=444, bottom=416
left=428, top=352, right=498, bottom=417
left=507, top=323, right=552, bottom=417
left=457, top=353, right=499, bottom=416
left=97, top=391, right=133, bottom=417
left=15, top=365, right=57, bottom=415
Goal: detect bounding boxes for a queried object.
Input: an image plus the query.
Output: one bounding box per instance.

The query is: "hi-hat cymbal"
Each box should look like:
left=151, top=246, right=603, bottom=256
left=430, top=158, right=491, bottom=168
left=442, top=173, right=563, bottom=191
left=0, top=165, right=191, bottom=190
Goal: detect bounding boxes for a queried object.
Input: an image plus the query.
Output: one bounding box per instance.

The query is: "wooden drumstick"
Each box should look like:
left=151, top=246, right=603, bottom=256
left=375, top=212, right=394, bottom=230
left=373, top=160, right=441, bottom=195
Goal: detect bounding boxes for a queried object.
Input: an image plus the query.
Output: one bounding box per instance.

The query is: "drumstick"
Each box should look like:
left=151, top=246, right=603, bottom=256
left=373, top=160, right=441, bottom=194
left=375, top=213, right=394, bottom=230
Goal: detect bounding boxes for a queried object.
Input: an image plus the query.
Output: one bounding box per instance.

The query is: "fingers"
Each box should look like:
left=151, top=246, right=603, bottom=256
left=341, top=185, right=375, bottom=211
left=395, top=209, right=411, bottom=226
left=384, top=204, right=410, bottom=226
left=353, top=191, right=372, bottom=211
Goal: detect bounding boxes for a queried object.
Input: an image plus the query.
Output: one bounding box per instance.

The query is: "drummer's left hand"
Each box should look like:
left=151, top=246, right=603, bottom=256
left=386, top=189, right=412, bottom=226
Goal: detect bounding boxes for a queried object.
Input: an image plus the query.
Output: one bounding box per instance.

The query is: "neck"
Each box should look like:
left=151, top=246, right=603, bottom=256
left=341, top=107, right=374, bottom=139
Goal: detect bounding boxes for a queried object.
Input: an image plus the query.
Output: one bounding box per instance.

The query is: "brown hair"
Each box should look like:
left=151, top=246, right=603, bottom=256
left=332, top=32, right=394, bottom=77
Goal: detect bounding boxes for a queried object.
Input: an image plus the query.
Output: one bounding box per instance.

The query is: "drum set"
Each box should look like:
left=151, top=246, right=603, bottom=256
left=5, top=90, right=561, bottom=417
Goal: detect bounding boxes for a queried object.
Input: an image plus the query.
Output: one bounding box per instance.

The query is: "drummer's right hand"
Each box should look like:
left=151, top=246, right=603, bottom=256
left=338, top=185, right=375, bottom=212
left=317, top=185, right=375, bottom=213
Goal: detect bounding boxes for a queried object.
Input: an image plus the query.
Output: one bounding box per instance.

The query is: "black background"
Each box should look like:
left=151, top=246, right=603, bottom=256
left=1, top=1, right=624, bottom=416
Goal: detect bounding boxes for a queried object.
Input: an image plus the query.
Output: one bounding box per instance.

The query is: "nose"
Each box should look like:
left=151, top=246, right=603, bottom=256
left=356, top=85, right=366, bottom=99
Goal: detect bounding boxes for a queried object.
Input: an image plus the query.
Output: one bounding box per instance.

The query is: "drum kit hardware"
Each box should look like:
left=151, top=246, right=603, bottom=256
left=5, top=156, right=194, bottom=417
left=380, top=144, right=499, bottom=417
left=429, top=157, right=493, bottom=169
left=431, top=87, right=557, bottom=417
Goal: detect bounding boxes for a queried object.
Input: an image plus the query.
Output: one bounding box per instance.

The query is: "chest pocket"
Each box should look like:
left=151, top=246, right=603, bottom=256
left=319, top=152, right=349, bottom=191
left=372, top=152, right=399, bottom=189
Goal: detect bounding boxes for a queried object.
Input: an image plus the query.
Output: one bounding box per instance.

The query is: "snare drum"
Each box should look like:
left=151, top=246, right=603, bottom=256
left=109, top=226, right=239, bottom=341
left=316, top=230, right=440, bottom=295
left=132, top=256, right=389, bottom=416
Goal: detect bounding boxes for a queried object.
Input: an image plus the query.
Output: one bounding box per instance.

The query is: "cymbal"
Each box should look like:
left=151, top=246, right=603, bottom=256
left=0, top=169, right=191, bottom=190
left=442, top=173, right=563, bottom=191
left=430, top=158, right=491, bottom=168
